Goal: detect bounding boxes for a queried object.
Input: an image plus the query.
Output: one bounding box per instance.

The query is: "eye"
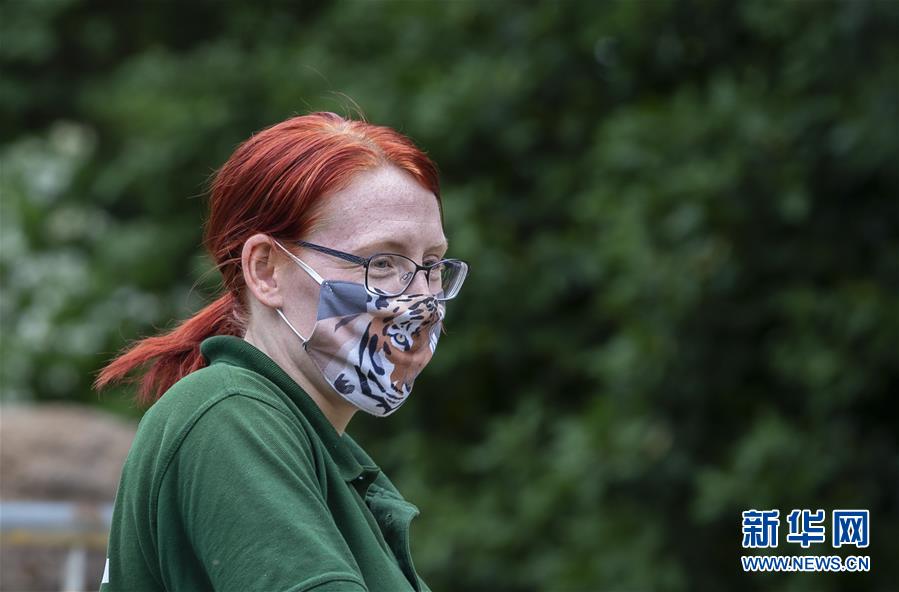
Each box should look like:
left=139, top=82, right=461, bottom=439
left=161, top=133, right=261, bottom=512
left=370, top=256, right=395, bottom=270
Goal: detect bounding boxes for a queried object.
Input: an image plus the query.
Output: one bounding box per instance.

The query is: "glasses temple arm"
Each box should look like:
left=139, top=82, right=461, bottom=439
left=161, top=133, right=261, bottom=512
left=296, top=240, right=368, bottom=266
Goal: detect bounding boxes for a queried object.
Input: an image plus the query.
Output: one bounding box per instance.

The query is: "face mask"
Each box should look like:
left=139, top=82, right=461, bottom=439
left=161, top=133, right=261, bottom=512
left=273, top=241, right=445, bottom=417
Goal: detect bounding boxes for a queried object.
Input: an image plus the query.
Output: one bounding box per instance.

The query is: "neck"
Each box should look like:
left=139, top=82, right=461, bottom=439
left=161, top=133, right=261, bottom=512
left=243, top=322, right=357, bottom=435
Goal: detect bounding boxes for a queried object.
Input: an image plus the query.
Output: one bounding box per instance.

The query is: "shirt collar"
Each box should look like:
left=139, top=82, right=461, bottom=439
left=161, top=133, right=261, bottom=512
left=200, top=335, right=380, bottom=488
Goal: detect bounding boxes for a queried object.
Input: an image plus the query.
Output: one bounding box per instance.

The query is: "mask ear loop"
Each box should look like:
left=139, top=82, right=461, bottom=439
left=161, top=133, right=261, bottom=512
left=272, top=239, right=325, bottom=284
left=272, top=239, right=324, bottom=343
left=276, top=308, right=309, bottom=343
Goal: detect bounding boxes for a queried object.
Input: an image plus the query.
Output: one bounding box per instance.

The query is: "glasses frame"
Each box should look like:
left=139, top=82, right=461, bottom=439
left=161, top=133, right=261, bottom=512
left=294, top=240, right=468, bottom=300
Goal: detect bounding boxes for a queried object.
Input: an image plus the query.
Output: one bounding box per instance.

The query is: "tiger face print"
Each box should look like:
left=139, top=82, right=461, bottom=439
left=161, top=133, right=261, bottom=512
left=303, top=282, right=445, bottom=415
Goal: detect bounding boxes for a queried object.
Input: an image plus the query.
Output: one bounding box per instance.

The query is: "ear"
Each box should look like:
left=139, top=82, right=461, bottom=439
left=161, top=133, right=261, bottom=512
left=242, top=234, right=285, bottom=309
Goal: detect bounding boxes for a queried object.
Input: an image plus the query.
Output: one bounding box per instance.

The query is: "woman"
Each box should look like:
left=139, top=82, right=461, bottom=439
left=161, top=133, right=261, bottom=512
left=95, top=112, right=468, bottom=592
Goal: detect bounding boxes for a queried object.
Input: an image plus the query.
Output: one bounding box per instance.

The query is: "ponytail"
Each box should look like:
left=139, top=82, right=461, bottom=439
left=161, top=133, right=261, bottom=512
left=95, top=292, right=244, bottom=406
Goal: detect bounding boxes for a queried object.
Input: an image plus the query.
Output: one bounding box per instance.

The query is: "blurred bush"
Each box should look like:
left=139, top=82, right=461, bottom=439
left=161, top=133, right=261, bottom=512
left=2, top=1, right=897, bottom=590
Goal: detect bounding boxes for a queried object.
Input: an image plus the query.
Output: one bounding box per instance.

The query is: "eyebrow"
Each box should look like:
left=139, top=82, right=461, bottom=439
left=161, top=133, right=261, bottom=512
left=359, top=238, right=449, bottom=255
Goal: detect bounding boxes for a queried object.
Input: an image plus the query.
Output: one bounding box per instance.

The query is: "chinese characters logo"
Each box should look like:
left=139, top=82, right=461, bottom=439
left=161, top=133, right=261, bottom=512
left=741, top=508, right=869, bottom=549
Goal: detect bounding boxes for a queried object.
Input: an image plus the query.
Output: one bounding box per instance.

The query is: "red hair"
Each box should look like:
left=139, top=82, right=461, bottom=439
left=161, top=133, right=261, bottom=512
left=95, top=112, right=441, bottom=406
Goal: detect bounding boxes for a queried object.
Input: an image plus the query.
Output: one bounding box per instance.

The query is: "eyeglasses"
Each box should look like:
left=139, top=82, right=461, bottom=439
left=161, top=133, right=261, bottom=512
left=294, top=240, right=469, bottom=300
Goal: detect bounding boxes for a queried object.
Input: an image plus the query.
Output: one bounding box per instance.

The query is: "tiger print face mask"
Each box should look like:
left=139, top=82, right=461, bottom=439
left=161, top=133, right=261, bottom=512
left=274, top=241, right=445, bottom=417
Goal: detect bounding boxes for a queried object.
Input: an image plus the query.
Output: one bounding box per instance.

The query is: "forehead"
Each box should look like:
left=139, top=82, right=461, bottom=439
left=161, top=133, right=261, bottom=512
left=308, top=165, right=446, bottom=252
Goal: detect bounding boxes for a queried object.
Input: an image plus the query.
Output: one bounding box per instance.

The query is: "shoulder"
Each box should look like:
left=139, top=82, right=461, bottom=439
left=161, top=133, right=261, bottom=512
left=151, top=362, right=286, bottom=417
left=138, top=362, right=293, bottom=442
left=122, top=363, right=311, bottom=498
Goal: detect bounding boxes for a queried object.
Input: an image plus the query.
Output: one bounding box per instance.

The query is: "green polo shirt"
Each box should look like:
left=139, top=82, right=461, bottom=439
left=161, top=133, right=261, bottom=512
left=99, top=335, right=431, bottom=592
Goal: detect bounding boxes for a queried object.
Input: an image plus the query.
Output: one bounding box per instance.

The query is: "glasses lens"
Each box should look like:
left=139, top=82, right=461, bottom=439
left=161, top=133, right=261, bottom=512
left=367, top=255, right=469, bottom=299
left=367, top=254, right=417, bottom=296
left=437, top=260, right=468, bottom=299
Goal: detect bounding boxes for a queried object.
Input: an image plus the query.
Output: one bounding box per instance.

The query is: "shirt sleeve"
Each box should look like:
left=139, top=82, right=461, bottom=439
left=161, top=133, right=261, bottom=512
left=158, top=394, right=368, bottom=592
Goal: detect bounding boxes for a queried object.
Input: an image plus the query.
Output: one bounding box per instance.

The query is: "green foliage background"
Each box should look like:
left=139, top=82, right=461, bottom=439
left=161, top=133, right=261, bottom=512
left=2, top=1, right=897, bottom=590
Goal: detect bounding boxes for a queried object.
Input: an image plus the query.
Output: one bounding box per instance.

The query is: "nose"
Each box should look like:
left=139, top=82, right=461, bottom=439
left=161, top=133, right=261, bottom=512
left=406, top=269, right=435, bottom=296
